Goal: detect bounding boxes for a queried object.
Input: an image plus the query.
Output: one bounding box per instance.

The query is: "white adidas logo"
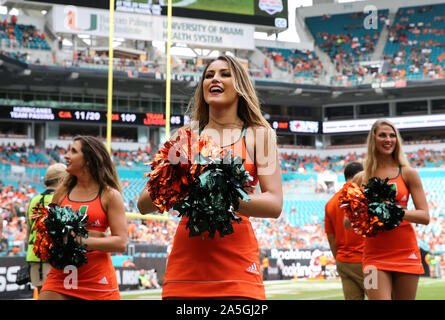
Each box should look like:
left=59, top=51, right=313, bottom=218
left=408, top=253, right=417, bottom=260
left=92, top=219, right=103, bottom=227
left=98, top=276, right=109, bottom=285
left=400, top=195, right=408, bottom=202
left=246, top=263, right=260, bottom=275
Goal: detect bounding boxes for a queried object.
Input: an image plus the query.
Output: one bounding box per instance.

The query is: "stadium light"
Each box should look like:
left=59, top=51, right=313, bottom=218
left=331, top=91, right=342, bottom=98
left=69, top=72, right=79, bottom=80
left=374, top=88, right=383, bottom=95
left=293, top=88, right=303, bottom=95
left=9, top=8, right=19, bottom=16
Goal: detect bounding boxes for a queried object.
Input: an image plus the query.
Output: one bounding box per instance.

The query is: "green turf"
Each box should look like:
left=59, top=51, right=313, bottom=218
left=121, top=277, right=445, bottom=300
left=172, top=0, right=253, bottom=15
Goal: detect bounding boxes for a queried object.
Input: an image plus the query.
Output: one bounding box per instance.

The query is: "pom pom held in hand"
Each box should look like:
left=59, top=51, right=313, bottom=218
left=32, top=203, right=89, bottom=269
left=174, top=150, right=253, bottom=239
left=144, top=127, right=223, bottom=213
left=339, top=177, right=405, bottom=237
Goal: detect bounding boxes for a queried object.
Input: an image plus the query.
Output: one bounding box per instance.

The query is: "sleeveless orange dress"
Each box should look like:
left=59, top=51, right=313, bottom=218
left=162, top=127, right=265, bottom=299
left=40, top=190, right=121, bottom=300
left=362, top=167, right=424, bottom=274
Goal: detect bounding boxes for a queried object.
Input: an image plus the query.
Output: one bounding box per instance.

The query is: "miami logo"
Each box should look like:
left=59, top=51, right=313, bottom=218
left=63, top=204, right=89, bottom=217
left=64, top=5, right=97, bottom=32
left=258, top=0, right=284, bottom=15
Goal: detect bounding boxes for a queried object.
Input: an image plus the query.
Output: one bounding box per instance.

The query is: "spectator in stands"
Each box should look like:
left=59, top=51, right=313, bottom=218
left=325, top=161, right=365, bottom=300
left=138, top=55, right=283, bottom=300
left=26, top=163, right=67, bottom=294
left=122, top=256, right=136, bottom=267
left=39, top=135, right=127, bottom=300
left=345, top=119, right=429, bottom=300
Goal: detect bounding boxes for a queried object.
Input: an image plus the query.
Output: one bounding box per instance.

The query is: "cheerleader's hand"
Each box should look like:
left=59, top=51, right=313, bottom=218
left=344, top=216, right=352, bottom=230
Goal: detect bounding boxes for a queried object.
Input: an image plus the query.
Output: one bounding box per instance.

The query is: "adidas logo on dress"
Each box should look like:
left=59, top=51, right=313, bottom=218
left=98, top=276, right=109, bottom=284
left=246, top=263, right=260, bottom=275
left=408, top=253, right=417, bottom=259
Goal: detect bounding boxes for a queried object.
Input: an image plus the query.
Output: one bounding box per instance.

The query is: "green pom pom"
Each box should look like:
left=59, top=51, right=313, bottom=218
left=364, top=177, right=405, bottom=232
left=45, top=205, right=89, bottom=269
left=174, top=150, right=253, bottom=239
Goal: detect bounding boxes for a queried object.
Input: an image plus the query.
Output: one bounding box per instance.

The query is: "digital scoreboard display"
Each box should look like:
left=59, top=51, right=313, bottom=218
left=24, top=0, right=288, bottom=28
left=115, top=0, right=288, bottom=28
left=269, top=119, right=320, bottom=134
left=0, top=106, right=184, bottom=127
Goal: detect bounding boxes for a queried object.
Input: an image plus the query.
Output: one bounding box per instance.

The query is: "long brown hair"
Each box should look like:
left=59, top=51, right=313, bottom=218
left=59, top=135, right=122, bottom=195
left=363, top=119, right=410, bottom=184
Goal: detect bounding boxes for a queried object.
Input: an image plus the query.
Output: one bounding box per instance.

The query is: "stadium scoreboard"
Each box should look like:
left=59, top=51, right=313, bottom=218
left=1, top=106, right=184, bottom=127
left=0, top=106, right=320, bottom=134
left=24, top=0, right=288, bottom=29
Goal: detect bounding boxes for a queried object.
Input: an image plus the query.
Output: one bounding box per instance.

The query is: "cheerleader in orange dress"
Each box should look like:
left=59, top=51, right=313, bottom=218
left=138, top=55, right=283, bottom=299
left=345, top=119, right=429, bottom=300
left=39, top=136, right=127, bottom=300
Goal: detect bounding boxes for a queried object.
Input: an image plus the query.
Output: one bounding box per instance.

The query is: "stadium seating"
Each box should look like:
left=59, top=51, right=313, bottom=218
left=3, top=5, right=445, bottom=87
left=257, top=46, right=325, bottom=83
left=381, top=4, right=445, bottom=82
left=306, top=10, right=389, bottom=86
left=0, top=19, right=50, bottom=51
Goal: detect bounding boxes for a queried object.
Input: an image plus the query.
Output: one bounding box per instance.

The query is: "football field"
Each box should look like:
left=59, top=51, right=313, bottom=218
left=121, top=277, right=445, bottom=300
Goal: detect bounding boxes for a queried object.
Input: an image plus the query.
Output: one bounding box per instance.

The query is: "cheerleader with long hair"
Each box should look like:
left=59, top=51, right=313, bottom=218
left=345, top=119, right=429, bottom=300
left=39, top=135, right=127, bottom=300
left=138, top=55, right=283, bottom=299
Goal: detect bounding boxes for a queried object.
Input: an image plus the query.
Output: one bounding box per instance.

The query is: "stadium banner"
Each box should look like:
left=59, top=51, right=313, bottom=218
left=0, top=257, right=33, bottom=300
left=270, top=248, right=335, bottom=279
left=52, top=5, right=255, bottom=50
left=323, top=114, right=445, bottom=134
left=0, top=256, right=162, bottom=298
left=114, top=266, right=140, bottom=291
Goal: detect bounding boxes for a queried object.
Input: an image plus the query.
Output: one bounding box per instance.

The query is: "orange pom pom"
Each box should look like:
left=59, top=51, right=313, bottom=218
left=145, top=128, right=224, bottom=213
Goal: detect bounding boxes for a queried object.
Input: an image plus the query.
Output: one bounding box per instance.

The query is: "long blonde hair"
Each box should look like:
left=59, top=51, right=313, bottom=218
left=363, top=119, right=410, bottom=184
left=186, top=55, right=273, bottom=135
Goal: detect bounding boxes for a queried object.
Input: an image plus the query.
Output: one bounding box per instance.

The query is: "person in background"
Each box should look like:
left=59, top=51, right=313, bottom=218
left=138, top=269, right=152, bottom=289
left=26, top=163, right=67, bottom=294
left=325, top=162, right=365, bottom=299
left=345, top=119, right=429, bottom=300
left=262, top=255, right=270, bottom=281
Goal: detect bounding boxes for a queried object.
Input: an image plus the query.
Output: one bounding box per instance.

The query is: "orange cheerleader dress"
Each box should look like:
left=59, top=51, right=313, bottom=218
left=362, top=167, right=424, bottom=275
left=40, top=190, right=121, bottom=300
left=162, top=127, right=265, bottom=299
